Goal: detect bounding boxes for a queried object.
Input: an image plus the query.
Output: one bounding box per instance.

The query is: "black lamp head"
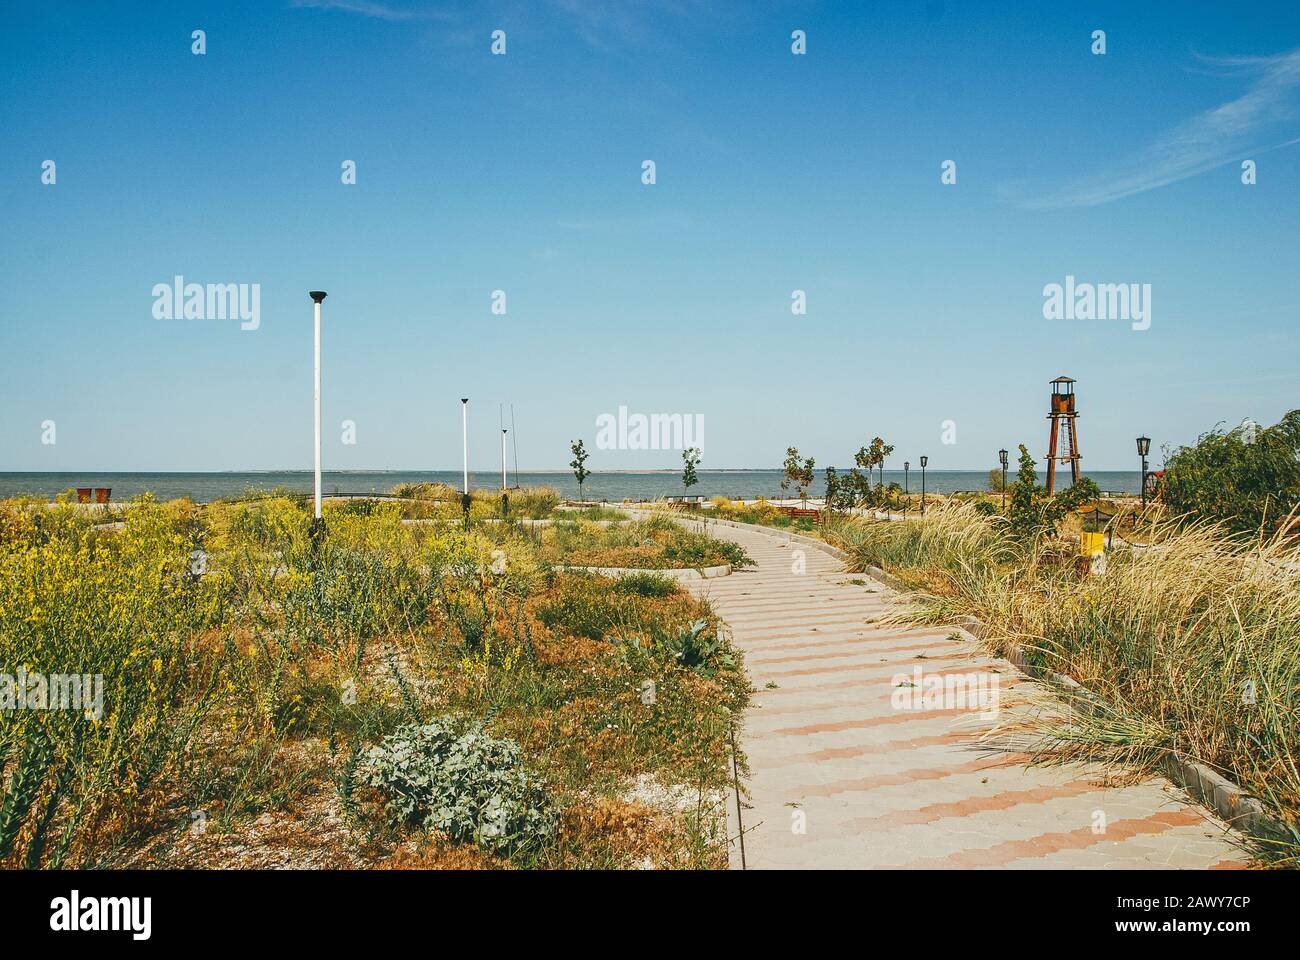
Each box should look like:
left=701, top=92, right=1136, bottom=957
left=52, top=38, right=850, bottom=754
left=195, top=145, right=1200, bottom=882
left=1136, top=436, right=1151, bottom=458
left=309, top=291, right=328, bottom=304
left=919, top=456, right=928, bottom=468
left=461, top=398, right=469, bottom=405
left=904, top=461, right=910, bottom=470
left=999, top=448, right=1009, bottom=467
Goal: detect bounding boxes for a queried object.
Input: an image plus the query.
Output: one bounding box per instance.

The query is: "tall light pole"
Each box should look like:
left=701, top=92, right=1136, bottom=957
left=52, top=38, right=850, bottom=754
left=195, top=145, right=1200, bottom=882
left=998, top=448, right=1009, bottom=512
left=309, top=291, right=327, bottom=539
left=919, top=455, right=928, bottom=516
left=461, top=398, right=471, bottom=520
left=903, top=461, right=910, bottom=517
left=1136, top=436, right=1151, bottom=511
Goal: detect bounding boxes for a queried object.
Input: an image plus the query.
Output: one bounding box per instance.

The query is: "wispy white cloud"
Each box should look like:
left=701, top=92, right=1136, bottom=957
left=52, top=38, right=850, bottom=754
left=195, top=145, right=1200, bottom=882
left=1006, top=46, right=1300, bottom=208
left=291, top=0, right=705, bottom=50
left=288, top=0, right=454, bottom=22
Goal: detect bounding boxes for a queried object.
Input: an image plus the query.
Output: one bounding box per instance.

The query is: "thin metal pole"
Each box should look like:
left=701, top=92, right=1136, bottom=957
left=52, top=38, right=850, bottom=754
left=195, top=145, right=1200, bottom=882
left=461, top=399, right=469, bottom=494
left=728, top=715, right=746, bottom=870
left=313, top=299, right=322, bottom=520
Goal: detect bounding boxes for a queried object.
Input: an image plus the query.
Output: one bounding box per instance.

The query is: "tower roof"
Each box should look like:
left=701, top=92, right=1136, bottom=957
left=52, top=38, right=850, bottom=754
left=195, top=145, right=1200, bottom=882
left=1050, top=375, right=1075, bottom=384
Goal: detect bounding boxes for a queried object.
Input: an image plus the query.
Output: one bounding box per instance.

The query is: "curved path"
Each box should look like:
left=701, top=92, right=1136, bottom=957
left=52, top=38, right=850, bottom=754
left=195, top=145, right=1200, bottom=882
left=683, top=520, right=1248, bottom=870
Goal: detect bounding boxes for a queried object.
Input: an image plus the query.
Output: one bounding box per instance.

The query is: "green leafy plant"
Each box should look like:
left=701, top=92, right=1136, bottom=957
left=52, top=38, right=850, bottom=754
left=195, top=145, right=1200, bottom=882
left=616, top=618, right=735, bottom=676
left=359, top=719, right=557, bottom=856
left=1007, top=443, right=1099, bottom=541
left=682, top=447, right=701, bottom=497
left=569, top=439, right=591, bottom=502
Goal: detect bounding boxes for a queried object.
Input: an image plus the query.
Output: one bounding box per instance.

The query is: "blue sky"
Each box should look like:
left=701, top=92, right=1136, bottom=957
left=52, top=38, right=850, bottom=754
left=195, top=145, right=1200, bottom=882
left=2, top=0, right=1298, bottom=473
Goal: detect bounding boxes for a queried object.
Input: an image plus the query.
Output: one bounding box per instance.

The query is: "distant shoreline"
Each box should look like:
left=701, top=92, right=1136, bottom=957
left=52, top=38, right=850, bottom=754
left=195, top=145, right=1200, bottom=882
left=0, top=468, right=1145, bottom=475
left=0, top=468, right=1147, bottom=503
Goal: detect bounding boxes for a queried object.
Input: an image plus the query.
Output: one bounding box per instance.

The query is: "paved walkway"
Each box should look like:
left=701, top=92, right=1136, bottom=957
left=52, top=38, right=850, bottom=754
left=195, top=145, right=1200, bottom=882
left=683, top=520, right=1249, bottom=870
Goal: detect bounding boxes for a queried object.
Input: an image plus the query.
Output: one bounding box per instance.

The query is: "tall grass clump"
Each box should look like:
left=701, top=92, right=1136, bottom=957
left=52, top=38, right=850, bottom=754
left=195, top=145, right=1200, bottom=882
left=825, top=504, right=1300, bottom=859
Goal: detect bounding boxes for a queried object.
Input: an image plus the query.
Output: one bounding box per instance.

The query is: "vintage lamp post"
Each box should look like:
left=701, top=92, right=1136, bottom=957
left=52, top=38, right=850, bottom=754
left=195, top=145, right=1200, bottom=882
left=461, top=399, right=471, bottom=521
left=998, top=448, right=1009, bottom=511
left=309, top=291, right=327, bottom=545
left=501, top=428, right=509, bottom=517
left=919, top=455, right=928, bottom=516
left=1136, top=436, right=1151, bottom=510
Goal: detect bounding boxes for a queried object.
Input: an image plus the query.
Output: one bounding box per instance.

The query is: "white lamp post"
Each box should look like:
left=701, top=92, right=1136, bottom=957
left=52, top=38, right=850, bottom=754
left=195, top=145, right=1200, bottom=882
left=309, top=291, right=327, bottom=526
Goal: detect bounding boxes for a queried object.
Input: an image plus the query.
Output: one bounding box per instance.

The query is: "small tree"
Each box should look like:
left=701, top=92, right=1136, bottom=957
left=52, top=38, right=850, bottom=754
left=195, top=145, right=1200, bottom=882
left=569, top=439, right=591, bottom=502
left=783, top=446, right=815, bottom=506
left=796, top=455, right=815, bottom=506
left=682, top=447, right=701, bottom=497
left=987, top=468, right=1006, bottom=492
left=823, top=466, right=841, bottom=513
left=781, top=446, right=800, bottom=501
left=868, top=437, right=895, bottom=487
left=1007, top=443, right=1100, bottom=542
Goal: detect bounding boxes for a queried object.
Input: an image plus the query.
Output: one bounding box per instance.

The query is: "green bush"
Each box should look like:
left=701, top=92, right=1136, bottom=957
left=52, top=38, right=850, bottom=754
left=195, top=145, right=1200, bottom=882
left=360, top=720, right=557, bottom=856
left=613, top=572, right=680, bottom=598
left=615, top=618, right=735, bottom=676
left=1161, top=410, right=1300, bottom=534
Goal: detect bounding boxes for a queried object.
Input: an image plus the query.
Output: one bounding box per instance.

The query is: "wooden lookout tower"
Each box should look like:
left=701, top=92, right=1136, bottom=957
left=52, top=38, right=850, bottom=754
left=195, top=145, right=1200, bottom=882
left=1045, top=376, right=1081, bottom=495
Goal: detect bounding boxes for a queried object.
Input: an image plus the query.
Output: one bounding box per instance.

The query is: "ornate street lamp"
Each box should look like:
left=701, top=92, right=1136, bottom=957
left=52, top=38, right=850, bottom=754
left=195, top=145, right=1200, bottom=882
left=501, top=428, right=509, bottom=517
left=919, top=455, right=928, bottom=515
left=998, top=448, right=1009, bottom=512
left=1136, top=436, right=1151, bottom=510
left=903, top=461, right=910, bottom=516
left=461, top=399, right=471, bottom=521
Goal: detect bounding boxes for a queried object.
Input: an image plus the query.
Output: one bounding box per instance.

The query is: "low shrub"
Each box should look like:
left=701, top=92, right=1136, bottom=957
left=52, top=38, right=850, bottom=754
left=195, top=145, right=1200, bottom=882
left=613, top=572, right=679, bottom=599
left=359, top=719, right=557, bottom=856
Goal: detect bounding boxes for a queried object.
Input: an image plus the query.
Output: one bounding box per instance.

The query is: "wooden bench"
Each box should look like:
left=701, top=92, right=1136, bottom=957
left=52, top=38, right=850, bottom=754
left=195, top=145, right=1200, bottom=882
left=778, top=506, right=822, bottom=521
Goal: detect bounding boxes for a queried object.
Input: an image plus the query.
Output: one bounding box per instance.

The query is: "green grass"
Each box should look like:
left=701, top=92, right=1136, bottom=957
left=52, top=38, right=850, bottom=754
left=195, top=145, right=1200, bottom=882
left=0, top=494, right=748, bottom=869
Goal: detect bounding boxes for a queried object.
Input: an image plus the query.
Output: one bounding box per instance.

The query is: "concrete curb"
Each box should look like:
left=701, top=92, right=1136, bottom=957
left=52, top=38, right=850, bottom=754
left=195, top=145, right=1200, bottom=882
left=637, top=511, right=851, bottom=562
left=663, top=512, right=1293, bottom=849
left=555, top=563, right=731, bottom=582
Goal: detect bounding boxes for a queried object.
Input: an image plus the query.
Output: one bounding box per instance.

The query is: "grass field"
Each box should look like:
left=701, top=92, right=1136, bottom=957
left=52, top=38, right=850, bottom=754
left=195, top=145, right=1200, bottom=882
left=0, top=493, right=749, bottom=869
